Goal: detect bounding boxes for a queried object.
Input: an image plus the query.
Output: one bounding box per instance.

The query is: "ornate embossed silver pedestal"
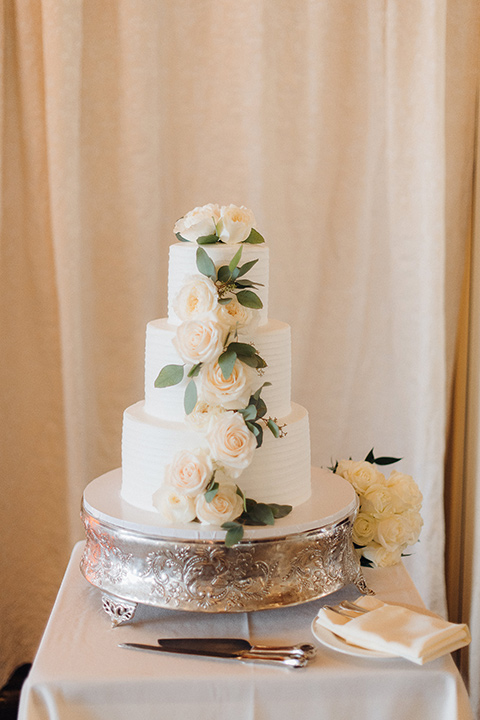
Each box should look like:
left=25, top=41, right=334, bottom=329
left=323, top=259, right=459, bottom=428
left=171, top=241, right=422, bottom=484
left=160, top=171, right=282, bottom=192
left=80, top=468, right=371, bottom=625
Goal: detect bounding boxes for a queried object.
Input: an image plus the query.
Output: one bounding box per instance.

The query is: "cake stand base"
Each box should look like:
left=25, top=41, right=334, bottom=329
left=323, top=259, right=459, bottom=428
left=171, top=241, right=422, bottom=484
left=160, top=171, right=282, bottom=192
left=80, top=469, right=373, bottom=625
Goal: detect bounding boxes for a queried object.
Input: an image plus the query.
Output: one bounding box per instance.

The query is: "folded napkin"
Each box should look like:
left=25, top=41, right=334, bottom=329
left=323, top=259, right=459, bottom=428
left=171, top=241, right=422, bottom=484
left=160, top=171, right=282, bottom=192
left=315, top=596, right=470, bottom=664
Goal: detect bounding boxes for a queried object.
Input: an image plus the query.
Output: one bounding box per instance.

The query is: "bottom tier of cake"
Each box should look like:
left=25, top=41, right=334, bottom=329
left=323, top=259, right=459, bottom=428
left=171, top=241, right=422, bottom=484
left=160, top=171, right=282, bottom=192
left=80, top=468, right=371, bottom=621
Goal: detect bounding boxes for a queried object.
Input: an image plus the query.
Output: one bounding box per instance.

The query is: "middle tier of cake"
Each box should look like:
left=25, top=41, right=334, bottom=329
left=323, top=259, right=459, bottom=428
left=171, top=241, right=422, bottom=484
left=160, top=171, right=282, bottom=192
left=144, top=317, right=292, bottom=421
left=121, top=400, right=312, bottom=512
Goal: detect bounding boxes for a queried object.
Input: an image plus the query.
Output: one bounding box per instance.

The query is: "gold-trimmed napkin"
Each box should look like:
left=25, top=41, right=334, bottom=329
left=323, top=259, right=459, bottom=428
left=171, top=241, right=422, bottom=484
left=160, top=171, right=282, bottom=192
left=315, top=597, right=470, bottom=664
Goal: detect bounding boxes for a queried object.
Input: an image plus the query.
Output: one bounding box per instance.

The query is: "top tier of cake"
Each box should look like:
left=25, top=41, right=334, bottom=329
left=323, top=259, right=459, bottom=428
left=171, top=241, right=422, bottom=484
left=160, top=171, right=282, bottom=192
left=168, top=242, right=270, bottom=326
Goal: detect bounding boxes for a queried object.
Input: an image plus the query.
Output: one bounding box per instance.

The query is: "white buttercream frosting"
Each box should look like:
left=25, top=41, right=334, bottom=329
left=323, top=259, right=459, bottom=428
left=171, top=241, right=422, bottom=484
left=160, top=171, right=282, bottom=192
left=122, top=401, right=311, bottom=511
left=144, top=318, right=292, bottom=421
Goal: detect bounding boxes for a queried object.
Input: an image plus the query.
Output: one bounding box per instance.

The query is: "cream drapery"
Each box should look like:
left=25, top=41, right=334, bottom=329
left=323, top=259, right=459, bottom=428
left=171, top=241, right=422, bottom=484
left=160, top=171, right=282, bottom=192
left=0, top=0, right=478, bottom=710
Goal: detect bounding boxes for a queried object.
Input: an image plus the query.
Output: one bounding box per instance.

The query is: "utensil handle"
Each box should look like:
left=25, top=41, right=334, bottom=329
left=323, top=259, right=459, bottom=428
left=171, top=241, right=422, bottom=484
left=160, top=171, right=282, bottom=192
left=240, top=652, right=308, bottom=668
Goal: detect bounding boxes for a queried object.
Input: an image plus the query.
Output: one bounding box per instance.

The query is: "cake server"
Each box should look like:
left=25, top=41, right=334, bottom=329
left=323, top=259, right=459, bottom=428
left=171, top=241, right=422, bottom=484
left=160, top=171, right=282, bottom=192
left=157, top=637, right=316, bottom=659
left=119, top=640, right=309, bottom=668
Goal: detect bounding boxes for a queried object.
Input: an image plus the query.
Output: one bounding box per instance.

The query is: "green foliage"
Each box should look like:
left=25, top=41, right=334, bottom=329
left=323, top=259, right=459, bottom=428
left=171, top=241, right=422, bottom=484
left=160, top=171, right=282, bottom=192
left=196, top=246, right=216, bottom=278
left=154, top=364, right=184, bottom=388
left=243, top=228, right=265, bottom=244
left=184, top=378, right=197, bottom=414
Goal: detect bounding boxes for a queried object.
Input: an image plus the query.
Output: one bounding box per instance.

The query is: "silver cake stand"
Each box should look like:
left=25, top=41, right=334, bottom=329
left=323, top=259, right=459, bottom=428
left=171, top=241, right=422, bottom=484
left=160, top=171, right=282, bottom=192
left=80, top=468, right=372, bottom=626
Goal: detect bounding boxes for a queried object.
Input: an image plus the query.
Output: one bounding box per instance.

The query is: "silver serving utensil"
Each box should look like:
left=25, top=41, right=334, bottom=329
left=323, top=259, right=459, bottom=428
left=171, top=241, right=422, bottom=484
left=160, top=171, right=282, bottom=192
left=157, top=637, right=316, bottom=660
left=119, top=642, right=308, bottom=668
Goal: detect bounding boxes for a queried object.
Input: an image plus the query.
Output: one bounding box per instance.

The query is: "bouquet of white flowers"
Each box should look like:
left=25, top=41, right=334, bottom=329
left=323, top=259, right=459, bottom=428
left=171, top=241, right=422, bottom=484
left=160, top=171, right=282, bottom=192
left=333, top=450, right=423, bottom=568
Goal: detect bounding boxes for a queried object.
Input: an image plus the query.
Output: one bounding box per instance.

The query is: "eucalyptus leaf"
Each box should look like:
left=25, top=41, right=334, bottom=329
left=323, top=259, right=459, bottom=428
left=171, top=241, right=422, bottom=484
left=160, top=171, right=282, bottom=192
left=217, top=265, right=232, bottom=283
left=268, top=503, right=292, bottom=519
left=187, top=363, right=202, bottom=378
left=175, top=232, right=190, bottom=242
left=184, top=378, right=198, bottom=414
left=205, top=482, right=219, bottom=503
left=252, top=382, right=271, bottom=401
left=240, top=354, right=267, bottom=369
left=239, top=404, right=257, bottom=422
left=236, top=258, right=258, bottom=278
left=154, top=364, right=184, bottom=388
left=246, top=421, right=260, bottom=436
left=228, top=246, right=243, bottom=273
left=255, top=398, right=267, bottom=419
left=364, top=448, right=375, bottom=464
left=236, top=289, right=263, bottom=309
left=218, top=348, right=237, bottom=380
left=196, top=233, right=219, bottom=245
left=374, top=455, right=402, bottom=466
left=249, top=502, right=274, bottom=525
left=223, top=522, right=244, bottom=547
left=228, top=342, right=256, bottom=356
left=196, top=246, right=216, bottom=279
left=243, top=228, right=265, bottom=244
left=218, top=297, right=232, bottom=305
left=266, top=418, right=280, bottom=437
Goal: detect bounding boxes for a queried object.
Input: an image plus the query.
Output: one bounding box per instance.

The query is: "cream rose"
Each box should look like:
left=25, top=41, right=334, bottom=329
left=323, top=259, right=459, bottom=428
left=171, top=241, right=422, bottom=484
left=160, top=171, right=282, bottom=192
left=335, top=460, right=386, bottom=495
left=214, top=295, right=256, bottom=332
left=207, top=412, right=257, bottom=478
left=173, top=319, right=225, bottom=364
left=152, top=486, right=196, bottom=524
left=185, top=400, right=226, bottom=433
left=174, top=204, right=221, bottom=242
left=359, top=483, right=397, bottom=517
left=352, top=512, right=377, bottom=546
left=361, top=542, right=405, bottom=568
left=199, top=359, right=252, bottom=409
left=386, top=470, right=423, bottom=512
left=174, top=275, right=218, bottom=321
left=375, top=513, right=412, bottom=553
left=402, top=509, right=424, bottom=545
left=165, top=448, right=213, bottom=497
left=216, top=205, right=256, bottom=245
left=195, top=483, right=244, bottom=525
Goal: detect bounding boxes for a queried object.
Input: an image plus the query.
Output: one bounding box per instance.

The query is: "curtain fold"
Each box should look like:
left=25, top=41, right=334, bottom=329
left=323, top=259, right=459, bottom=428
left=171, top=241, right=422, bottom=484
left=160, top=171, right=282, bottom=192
left=0, top=1, right=478, bottom=709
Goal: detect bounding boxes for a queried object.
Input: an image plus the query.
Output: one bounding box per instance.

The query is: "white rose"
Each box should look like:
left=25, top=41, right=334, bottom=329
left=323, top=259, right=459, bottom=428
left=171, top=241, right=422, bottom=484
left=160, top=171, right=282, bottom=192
left=335, top=460, right=386, bottom=495
left=352, top=512, right=377, bottom=546
left=385, top=470, right=423, bottom=512
left=361, top=542, right=405, bottom=568
left=360, top=483, right=397, bottom=517
left=207, top=412, right=257, bottom=478
left=152, top=486, right=196, bottom=524
left=199, top=359, right=253, bottom=409
left=216, top=205, right=256, bottom=245
left=174, top=275, right=218, bottom=321
left=214, top=295, right=257, bottom=332
left=195, top=483, right=244, bottom=525
left=185, top=400, right=226, bottom=433
left=165, top=448, right=213, bottom=497
left=173, top=320, right=225, bottom=364
left=402, top=509, right=424, bottom=545
left=174, top=204, right=221, bottom=242
left=375, top=513, right=412, bottom=553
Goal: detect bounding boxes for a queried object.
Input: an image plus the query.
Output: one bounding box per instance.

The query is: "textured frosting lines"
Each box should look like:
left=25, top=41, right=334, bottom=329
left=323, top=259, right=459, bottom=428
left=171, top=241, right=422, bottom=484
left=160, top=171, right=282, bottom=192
left=144, top=318, right=292, bottom=421
left=121, top=402, right=311, bottom=512
left=168, top=243, right=269, bottom=326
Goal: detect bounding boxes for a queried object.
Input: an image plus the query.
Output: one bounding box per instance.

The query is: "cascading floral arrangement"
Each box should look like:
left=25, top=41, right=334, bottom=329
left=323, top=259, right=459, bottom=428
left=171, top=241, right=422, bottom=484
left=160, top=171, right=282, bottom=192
left=152, top=204, right=290, bottom=546
left=333, top=449, right=423, bottom=567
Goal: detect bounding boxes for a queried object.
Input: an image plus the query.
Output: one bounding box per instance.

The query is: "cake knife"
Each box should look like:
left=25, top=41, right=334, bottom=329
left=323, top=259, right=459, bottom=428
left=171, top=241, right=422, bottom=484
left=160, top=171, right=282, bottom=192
left=119, top=640, right=309, bottom=668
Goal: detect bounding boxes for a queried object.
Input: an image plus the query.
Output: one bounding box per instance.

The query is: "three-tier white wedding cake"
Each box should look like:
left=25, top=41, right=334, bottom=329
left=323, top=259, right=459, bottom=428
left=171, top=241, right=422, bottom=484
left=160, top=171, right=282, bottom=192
left=120, top=203, right=313, bottom=541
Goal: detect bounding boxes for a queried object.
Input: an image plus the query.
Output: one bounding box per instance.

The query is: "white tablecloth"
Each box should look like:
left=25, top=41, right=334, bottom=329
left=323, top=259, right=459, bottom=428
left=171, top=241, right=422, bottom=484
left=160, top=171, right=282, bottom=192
left=19, top=542, right=473, bottom=720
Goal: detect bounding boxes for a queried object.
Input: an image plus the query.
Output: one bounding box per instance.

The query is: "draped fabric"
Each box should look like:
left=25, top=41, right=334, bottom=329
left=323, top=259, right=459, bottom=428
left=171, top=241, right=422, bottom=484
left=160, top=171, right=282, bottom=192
left=0, top=0, right=478, bottom=712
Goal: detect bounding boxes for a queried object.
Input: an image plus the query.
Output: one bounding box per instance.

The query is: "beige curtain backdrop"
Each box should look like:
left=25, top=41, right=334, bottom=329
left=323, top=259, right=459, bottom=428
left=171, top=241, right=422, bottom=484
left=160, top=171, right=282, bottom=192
left=0, top=0, right=479, bottom=712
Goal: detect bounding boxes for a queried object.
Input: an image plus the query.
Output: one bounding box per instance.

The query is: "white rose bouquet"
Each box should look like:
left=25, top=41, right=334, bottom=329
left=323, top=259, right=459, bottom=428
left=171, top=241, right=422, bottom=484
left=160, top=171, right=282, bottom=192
left=334, top=449, right=423, bottom=568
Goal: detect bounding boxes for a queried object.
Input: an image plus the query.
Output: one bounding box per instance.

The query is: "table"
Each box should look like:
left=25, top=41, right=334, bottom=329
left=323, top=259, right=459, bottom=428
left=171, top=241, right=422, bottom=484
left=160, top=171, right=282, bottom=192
left=19, top=542, right=473, bottom=720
